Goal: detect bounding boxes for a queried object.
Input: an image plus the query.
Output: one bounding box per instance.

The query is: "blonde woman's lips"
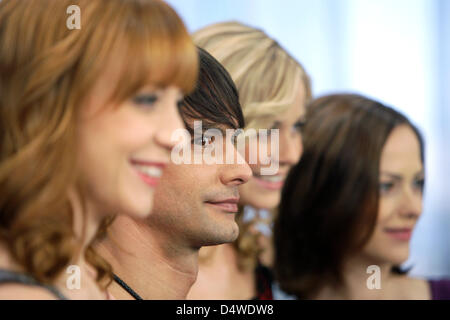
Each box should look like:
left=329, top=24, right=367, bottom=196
left=253, top=174, right=285, bottom=190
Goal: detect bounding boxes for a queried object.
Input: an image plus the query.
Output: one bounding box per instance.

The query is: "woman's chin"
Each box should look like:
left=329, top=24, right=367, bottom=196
left=239, top=180, right=283, bottom=210
left=244, top=195, right=280, bottom=210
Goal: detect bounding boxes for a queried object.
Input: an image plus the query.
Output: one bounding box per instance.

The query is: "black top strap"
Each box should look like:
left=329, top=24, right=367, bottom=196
left=254, top=264, right=274, bottom=300
left=113, top=273, right=143, bottom=300
left=0, top=269, right=67, bottom=300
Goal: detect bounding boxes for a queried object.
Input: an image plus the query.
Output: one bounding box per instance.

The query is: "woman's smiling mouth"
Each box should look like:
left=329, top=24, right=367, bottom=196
left=253, top=174, right=285, bottom=190
left=384, top=228, right=413, bottom=241
left=131, top=160, right=167, bottom=187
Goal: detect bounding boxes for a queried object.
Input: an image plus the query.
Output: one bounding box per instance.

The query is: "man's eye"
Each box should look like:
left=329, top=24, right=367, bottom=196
left=133, top=94, right=158, bottom=108
left=193, top=135, right=215, bottom=147
left=231, top=129, right=244, bottom=145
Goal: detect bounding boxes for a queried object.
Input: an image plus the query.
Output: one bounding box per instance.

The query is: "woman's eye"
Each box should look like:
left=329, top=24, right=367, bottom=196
left=379, top=182, right=395, bottom=194
left=270, top=121, right=281, bottom=130
left=414, top=178, right=425, bottom=191
left=133, top=94, right=158, bottom=107
left=293, top=120, right=306, bottom=133
left=192, top=134, right=215, bottom=147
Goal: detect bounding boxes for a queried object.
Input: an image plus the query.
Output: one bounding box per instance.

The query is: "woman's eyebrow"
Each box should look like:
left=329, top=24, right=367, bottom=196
left=415, top=170, right=425, bottom=177
left=380, top=172, right=403, bottom=180
left=295, top=117, right=307, bottom=124
left=380, top=170, right=425, bottom=180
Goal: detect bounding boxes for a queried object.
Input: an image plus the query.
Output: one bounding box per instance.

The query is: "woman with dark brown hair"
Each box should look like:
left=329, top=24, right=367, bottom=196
left=0, top=0, right=197, bottom=299
left=274, top=94, right=450, bottom=299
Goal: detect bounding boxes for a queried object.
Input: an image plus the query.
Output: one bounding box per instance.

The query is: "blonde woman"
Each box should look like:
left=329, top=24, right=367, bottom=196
left=187, top=21, right=312, bottom=299
left=0, top=0, right=197, bottom=299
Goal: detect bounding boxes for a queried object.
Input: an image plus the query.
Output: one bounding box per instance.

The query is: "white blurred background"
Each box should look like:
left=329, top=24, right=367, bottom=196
left=167, top=0, right=450, bottom=278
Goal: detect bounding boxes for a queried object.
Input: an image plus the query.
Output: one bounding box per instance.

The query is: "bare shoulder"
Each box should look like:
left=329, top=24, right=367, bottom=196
left=0, top=284, right=58, bottom=300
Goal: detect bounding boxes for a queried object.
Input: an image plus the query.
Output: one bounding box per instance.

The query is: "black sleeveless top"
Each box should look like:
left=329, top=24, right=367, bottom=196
left=0, top=269, right=67, bottom=300
left=254, top=264, right=273, bottom=300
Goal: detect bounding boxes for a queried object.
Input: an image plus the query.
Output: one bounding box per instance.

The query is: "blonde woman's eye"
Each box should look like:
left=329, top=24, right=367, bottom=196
left=270, top=121, right=281, bottom=130
left=293, top=120, right=306, bottom=132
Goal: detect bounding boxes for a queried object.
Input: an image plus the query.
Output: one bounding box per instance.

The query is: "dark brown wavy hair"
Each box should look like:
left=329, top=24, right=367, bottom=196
left=274, top=94, right=424, bottom=299
left=0, top=0, right=197, bottom=288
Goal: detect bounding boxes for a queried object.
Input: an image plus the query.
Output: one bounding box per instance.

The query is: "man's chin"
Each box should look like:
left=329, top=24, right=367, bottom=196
left=200, top=229, right=239, bottom=246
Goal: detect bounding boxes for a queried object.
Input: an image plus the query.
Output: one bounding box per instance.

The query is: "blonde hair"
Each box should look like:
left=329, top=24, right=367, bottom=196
left=193, top=21, right=311, bottom=130
left=193, top=21, right=311, bottom=272
left=0, top=0, right=197, bottom=287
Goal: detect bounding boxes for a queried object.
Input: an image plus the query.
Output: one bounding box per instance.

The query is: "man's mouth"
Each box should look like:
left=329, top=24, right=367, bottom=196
left=205, top=198, right=239, bottom=213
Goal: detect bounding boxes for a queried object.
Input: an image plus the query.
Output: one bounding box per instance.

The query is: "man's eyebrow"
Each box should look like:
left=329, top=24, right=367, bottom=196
left=192, top=122, right=232, bottom=135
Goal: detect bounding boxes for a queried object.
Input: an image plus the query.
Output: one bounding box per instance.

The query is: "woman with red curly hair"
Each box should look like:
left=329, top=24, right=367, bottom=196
left=0, top=0, right=197, bottom=299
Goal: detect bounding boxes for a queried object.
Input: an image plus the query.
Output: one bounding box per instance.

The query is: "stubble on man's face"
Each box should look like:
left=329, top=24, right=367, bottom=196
left=150, top=162, right=240, bottom=249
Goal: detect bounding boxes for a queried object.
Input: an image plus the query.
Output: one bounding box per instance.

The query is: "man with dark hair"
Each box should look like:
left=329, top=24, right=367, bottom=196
left=97, top=48, right=252, bottom=299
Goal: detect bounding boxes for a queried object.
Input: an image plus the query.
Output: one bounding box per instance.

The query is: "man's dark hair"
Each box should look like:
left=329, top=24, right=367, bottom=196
left=180, top=47, right=244, bottom=131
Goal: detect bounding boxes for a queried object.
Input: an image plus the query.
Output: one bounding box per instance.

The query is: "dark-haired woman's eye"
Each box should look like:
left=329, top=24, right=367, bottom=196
left=177, top=99, right=184, bottom=109
left=133, top=94, right=158, bottom=108
left=413, top=178, right=425, bottom=192
left=379, top=182, right=395, bottom=194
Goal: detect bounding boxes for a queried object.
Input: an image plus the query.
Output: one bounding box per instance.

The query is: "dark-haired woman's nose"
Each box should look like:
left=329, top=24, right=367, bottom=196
left=398, top=186, right=422, bottom=220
